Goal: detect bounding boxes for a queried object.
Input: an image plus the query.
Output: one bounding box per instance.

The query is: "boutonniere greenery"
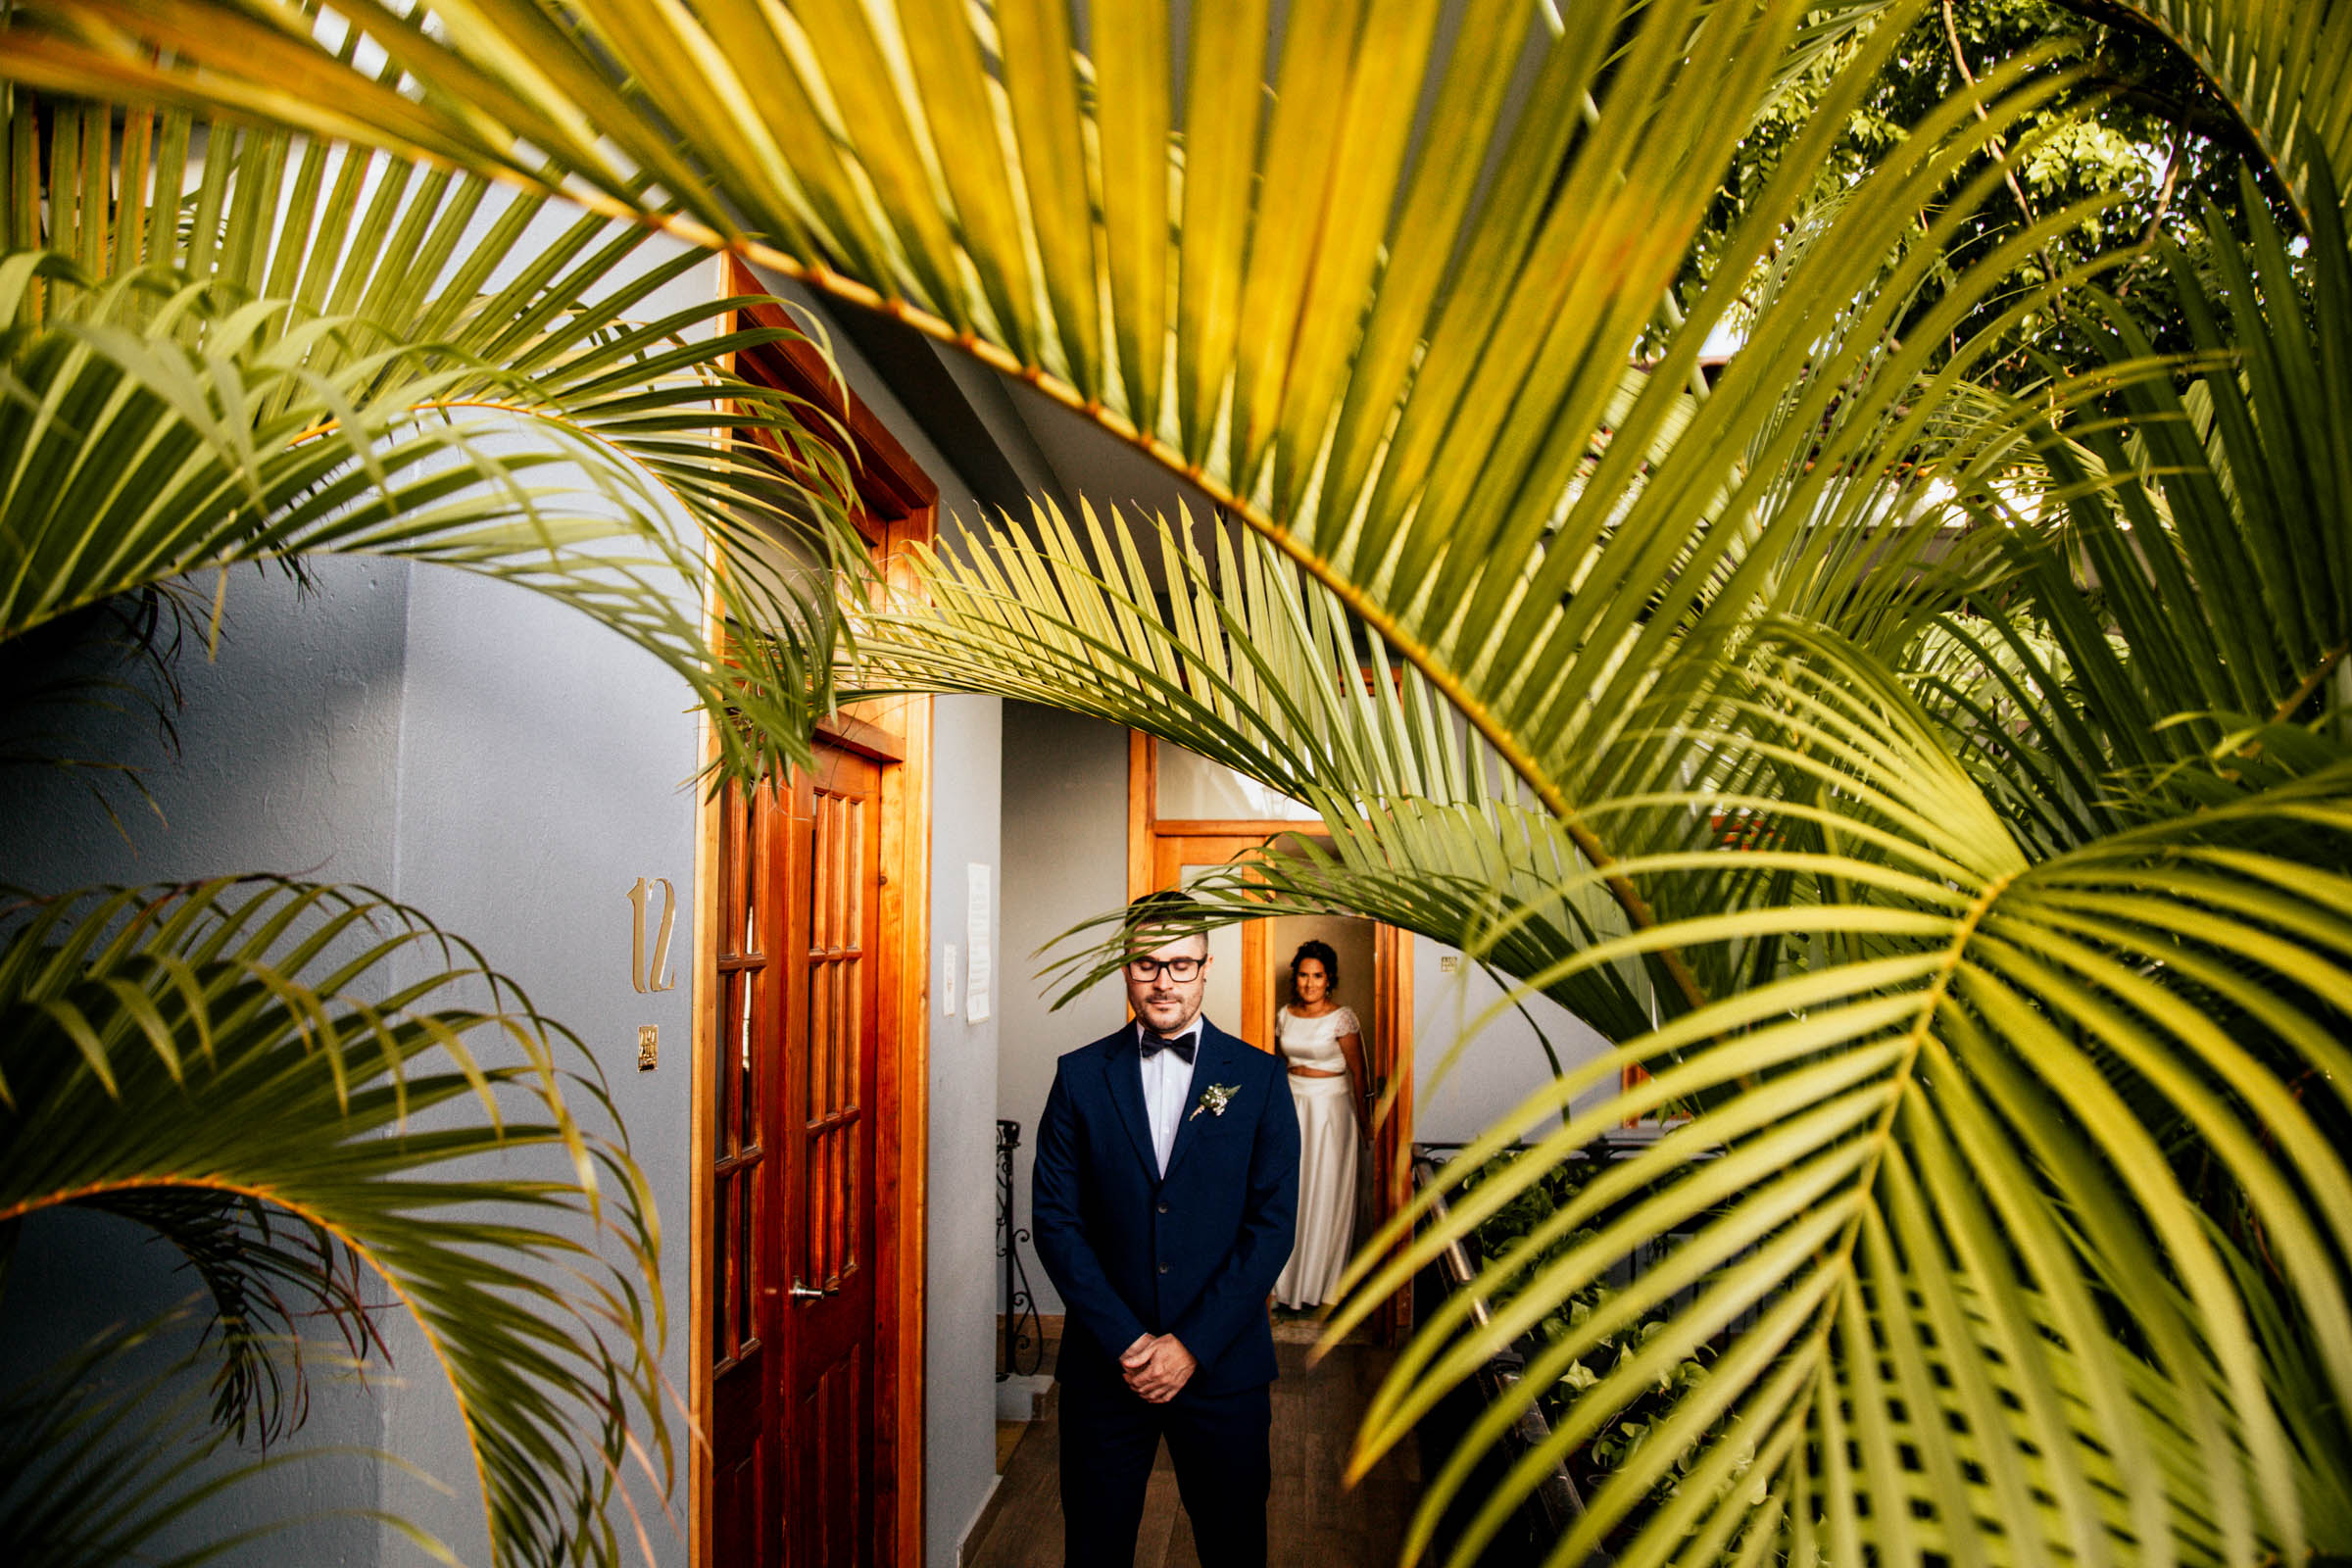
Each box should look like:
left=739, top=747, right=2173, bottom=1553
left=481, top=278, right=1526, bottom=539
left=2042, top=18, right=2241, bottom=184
left=1191, top=1082, right=1240, bottom=1120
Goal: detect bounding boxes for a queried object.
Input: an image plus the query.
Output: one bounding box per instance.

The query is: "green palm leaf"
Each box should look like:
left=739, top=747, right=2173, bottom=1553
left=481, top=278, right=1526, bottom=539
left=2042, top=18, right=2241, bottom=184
left=2091, top=0, right=2352, bottom=224
left=0, top=2, right=2113, bottom=941
left=1979, top=166, right=2352, bottom=792
left=5, top=6, right=2350, bottom=1567
left=1321, top=649, right=2352, bottom=1568
left=2, top=97, right=866, bottom=786
left=0, top=877, right=666, bottom=1568
left=848, top=500, right=1672, bottom=1038
left=0, top=1312, right=459, bottom=1568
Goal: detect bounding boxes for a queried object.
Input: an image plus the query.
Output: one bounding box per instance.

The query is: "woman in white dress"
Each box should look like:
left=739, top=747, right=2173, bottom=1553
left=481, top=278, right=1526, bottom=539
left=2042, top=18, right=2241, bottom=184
left=1273, top=940, right=1371, bottom=1308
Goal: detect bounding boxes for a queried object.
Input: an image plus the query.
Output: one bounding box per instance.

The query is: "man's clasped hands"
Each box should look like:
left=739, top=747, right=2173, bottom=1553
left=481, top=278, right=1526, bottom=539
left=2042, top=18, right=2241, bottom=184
left=1118, top=1332, right=1198, bottom=1403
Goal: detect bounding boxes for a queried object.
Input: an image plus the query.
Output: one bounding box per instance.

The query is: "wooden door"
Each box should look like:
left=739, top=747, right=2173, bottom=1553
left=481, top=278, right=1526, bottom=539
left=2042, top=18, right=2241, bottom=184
left=1151, top=833, right=1277, bottom=1052
left=782, top=745, right=882, bottom=1567
left=708, top=744, right=885, bottom=1568
left=710, top=779, right=787, bottom=1568
left=1149, top=827, right=1413, bottom=1340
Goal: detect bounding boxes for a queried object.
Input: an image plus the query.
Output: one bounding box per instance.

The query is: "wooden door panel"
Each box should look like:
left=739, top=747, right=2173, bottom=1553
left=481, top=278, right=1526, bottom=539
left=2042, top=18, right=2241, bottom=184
left=709, top=746, right=886, bottom=1568
left=788, top=1347, right=865, bottom=1566
left=781, top=747, right=880, bottom=1567
left=711, top=781, right=786, bottom=1568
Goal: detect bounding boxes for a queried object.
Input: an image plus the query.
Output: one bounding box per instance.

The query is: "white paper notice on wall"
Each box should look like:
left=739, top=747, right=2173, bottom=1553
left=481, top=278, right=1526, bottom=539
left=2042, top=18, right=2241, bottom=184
left=942, top=944, right=958, bottom=1016
left=965, top=863, right=993, bottom=1022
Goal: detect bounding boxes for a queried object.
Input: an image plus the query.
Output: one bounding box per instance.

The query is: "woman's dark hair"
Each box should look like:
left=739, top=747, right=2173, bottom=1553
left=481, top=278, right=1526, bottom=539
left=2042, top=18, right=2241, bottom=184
left=1289, top=939, right=1341, bottom=999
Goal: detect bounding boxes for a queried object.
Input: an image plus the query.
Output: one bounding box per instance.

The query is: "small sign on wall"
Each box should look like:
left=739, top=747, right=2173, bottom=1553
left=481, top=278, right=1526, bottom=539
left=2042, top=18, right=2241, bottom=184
left=965, top=863, right=992, bottom=1022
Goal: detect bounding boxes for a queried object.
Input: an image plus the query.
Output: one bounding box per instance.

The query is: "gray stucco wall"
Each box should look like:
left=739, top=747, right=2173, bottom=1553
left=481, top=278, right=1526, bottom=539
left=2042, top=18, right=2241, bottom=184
left=1, top=556, right=712, bottom=1567
left=921, top=694, right=1002, bottom=1566
left=995, top=703, right=1134, bottom=1322
left=372, top=549, right=707, bottom=1561
left=1410, top=940, right=1613, bottom=1149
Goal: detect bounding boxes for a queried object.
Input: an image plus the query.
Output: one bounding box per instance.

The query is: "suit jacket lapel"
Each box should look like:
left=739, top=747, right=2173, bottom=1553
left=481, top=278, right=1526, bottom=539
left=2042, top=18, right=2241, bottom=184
left=1100, top=1032, right=1159, bottom=1180
left=1159, top=1024, right=1238, bottom=1183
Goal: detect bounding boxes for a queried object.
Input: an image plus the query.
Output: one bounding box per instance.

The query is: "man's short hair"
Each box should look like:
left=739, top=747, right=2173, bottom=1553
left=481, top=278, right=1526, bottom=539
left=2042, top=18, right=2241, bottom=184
left=1125, top=889, right=1210, bottom=952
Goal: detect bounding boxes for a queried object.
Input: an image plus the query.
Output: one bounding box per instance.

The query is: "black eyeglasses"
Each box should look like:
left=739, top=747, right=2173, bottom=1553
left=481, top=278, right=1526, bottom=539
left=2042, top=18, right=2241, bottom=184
left=1125, top=956, right=1205, bottom=982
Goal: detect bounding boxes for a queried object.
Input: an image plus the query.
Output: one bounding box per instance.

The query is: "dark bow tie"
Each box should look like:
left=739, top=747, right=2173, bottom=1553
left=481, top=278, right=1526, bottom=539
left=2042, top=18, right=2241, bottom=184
left=1139, top=1030, right=1197, bottom=1063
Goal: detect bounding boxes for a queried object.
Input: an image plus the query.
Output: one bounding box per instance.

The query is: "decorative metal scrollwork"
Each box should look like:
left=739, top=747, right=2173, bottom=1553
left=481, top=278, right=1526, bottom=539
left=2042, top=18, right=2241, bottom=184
left=996, top=1118, right=1043, bottom=1380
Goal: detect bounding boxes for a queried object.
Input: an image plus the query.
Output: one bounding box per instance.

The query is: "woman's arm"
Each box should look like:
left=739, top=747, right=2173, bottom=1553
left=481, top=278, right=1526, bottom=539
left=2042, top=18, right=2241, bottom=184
left=1338, top=1027, right=1371, bottom=1138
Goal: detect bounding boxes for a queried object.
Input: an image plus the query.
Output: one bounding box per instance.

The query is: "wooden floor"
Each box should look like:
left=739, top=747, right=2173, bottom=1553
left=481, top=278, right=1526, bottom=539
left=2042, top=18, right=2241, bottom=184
left=965, top=1340, right=1421, bottom=1568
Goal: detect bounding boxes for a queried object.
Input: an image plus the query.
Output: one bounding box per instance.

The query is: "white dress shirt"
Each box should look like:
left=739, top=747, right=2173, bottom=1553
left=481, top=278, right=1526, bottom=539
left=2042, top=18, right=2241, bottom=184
left=1137, top=1018, right=1202, bottom=1176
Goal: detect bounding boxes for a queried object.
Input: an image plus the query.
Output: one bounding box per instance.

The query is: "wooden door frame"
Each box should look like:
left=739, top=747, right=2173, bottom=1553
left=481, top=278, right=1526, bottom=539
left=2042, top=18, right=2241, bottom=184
left=694, top=265, right=937, bottom=1568
left=1127, top=734, right=1414, bottom=1343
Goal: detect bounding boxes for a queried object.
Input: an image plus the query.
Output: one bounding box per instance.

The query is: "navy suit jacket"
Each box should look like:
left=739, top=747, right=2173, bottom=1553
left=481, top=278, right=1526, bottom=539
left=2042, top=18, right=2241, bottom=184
left=1031, top=1019, right=1300, bottom=1397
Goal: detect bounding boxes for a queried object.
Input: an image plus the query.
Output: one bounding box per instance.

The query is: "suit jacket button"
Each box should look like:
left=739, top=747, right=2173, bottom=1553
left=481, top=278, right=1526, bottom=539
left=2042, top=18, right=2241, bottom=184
left=1156, top=1201, right=1170, bottom=1214
left=1157, top=1263, right=1170, bottom=1274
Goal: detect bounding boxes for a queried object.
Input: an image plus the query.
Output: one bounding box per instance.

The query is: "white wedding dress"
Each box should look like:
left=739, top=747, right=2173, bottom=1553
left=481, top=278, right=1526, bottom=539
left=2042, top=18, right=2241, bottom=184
left=1273, top=1004, right=1360, bottom=1308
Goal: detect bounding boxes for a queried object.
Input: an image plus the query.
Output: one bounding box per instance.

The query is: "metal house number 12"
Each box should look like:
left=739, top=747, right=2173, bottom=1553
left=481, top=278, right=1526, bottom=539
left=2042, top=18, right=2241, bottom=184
left=626, top=876, right=678, bottom=994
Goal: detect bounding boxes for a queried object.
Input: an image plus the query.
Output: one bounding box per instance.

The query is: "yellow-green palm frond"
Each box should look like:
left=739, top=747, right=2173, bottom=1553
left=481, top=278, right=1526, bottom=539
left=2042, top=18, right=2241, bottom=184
left=2097, top=0, right=2352, bottom=224
left=1322, top=644, right=2352, bottom=1568
left=0, top=91, right=874, bottom=784
left=0, top=877, right=668, bottom=1568
left=0, top=2, right=2103, bottom=806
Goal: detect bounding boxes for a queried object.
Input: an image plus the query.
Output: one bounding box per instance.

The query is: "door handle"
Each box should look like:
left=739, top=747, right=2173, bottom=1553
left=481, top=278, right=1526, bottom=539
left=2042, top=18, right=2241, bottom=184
left=788, top=1282, right=824, bottom=1300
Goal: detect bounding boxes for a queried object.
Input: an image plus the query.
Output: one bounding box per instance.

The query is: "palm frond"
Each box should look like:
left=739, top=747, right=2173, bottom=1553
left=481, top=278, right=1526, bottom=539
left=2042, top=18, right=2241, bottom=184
left=2094, top=0, right=2352, bottom=225
left=847, top=498, right=1671, bottom=1037
left=1, top=96, right=869, bottom=785
left=0, top=2, right=2105, bottom=823
left=0, top=877, right=667, bottom=1568
left=0, top=1313, right=448, bottom=1568
left=4, top=7, right=2349, bottom=1567
left=1324, top=646, right=2352, bottom=1568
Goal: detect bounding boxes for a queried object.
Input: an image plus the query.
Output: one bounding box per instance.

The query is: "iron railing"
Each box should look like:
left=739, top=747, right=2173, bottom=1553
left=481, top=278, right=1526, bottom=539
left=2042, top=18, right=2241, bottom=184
left=996, top=1118, right=1043, bottom=1380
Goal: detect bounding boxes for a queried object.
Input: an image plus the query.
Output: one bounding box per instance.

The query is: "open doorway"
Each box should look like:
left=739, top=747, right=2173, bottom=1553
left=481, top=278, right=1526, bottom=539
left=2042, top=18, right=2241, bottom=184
left=1132, top=737, right=1415, bottom=1344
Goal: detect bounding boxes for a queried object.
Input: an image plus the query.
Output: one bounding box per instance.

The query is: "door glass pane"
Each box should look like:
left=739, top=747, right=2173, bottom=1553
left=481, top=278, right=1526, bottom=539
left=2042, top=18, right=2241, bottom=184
left=1157, top=743, right=1320, bottom=821
left=809, top=963, right=832, bottom=1119
left=735, top=1170, right=754, bottom=1346
left=808, top=1129, right=830, bottom=1285
left=736, top=970, right=758, bottom=1152
left=844, top=961, right=861, bottom=1102
left=837, top=804, right=856, bottom=950
left=712, top=1172, right=731, bottom=1354
left=735, top=789, right=759, bottom=954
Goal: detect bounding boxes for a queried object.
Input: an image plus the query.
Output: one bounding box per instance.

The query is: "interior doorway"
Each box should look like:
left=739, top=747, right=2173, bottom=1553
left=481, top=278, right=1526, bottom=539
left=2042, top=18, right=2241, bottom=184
left=1131, top=739, right=1416, bottom=1342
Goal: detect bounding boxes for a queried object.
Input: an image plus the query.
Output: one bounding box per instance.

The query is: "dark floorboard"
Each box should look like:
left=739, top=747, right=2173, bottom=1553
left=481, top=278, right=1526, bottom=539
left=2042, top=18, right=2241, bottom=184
left=964, top=1341, right=1420, bottom=1568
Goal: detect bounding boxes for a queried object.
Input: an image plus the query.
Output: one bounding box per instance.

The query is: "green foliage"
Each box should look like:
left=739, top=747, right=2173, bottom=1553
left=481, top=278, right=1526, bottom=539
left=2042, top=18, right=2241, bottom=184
left=0, top=1314, right=416, bottom=1568
left=6, top=2, right=2352, bottom=1566
left=0, top=74, right=872, bottom=1568
left=1456, top=1148, right=1720, bottom=1530
left=0, top=878, right=669, bottom=1567
left=0, top=94, right=866, bottom=792
left=1679, top=0, right=2290, bottom=376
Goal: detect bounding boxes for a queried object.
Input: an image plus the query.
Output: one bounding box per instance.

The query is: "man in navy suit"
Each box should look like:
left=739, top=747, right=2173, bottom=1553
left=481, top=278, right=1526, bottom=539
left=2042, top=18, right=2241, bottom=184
left=1031, top=899, right=1300, bottom=1566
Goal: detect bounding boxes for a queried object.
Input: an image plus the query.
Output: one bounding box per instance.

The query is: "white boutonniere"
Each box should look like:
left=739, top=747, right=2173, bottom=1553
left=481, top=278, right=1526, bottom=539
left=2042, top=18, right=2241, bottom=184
left=1191, top=1082, right=1240, bottom=1120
